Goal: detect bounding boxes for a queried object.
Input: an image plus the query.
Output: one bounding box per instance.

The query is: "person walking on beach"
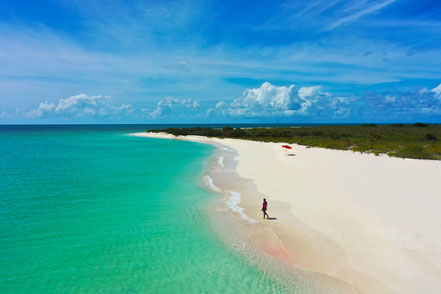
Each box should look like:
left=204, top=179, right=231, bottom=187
left=262, top=198, right=269, bottom=219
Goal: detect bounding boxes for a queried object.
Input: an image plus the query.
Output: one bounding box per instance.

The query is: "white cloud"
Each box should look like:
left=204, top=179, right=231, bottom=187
left=27, top=94, right=133, bottom=118
left=227, top=82, right=299, bottom=116
left=119, top=104, right=135, bottom=115
left=216, top=101, right=227, bottom=108
left=369, top=84, right=441, bottom=116
left=384, top=95, right=396, bottom=103
left=326, top=0, right=396, bottom=30
left=208, top=82, right=342, bottom=117
left=148, top=96, right=201, bottom=119
left=329, top=96, right=352, bottom=116
left=419, top=88, right=430, bottom=95
left=0, top=110, right=10, bottom=119
left=298, top=85, right=322, bottom=99
left=430, top=83, right=441, bottom=100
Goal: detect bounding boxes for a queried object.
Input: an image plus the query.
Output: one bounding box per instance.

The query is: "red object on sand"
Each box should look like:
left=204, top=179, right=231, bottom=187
left=281, top=145, right=292, bottom=149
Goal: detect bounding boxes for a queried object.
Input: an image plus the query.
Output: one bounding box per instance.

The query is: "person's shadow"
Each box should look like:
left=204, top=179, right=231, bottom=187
left=267, top=217, right=277, bottom=220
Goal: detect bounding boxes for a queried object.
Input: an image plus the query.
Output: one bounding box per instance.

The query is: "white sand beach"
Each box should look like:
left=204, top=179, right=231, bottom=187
left=131, top=132, right=441, bottom=294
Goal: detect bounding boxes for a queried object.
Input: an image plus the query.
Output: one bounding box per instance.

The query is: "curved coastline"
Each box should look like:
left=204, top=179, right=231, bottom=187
left=130, top=132, right=362, bottom=293
left=130, top=132, right=441, bottom=294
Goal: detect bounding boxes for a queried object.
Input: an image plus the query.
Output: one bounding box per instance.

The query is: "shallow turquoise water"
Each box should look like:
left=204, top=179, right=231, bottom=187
left=0, top=126, right=290, bottom=293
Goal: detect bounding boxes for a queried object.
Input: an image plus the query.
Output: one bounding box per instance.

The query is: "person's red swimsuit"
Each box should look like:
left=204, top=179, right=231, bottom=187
left=262, top=201, right=267, bottom=211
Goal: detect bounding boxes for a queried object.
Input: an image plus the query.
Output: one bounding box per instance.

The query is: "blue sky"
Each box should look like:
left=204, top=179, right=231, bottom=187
left=1, top=0, right=441, bottom=123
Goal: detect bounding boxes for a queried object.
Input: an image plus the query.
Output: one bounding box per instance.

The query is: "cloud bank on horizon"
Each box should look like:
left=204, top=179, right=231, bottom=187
left=17, top=82, right=441, bottom=123
left=1, top=0, right=441, bottom=123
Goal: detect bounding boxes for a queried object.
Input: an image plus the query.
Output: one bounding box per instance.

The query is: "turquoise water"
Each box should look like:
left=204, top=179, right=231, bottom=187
left=0, top=126, right=290, bottom=293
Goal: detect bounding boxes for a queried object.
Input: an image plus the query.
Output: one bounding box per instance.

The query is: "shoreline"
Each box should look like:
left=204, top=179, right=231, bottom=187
left=131, top=132, right=441, bottom=294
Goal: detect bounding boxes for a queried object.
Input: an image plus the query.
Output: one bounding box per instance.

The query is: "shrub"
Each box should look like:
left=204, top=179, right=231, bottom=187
left=311, top=131, right=323, bottom=136
left=394, top=145, right=433, bottom=159
left=295, top=131, right=309, bottom=137
left=231, top=128, right=246, bottom=138
left=425, top=133, right=437, bottom=141
left=148, top=124, right=441, bottom=160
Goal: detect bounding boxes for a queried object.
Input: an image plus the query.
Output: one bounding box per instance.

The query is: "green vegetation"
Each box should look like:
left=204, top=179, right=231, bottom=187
left=149, top=124, right=441, bottom=160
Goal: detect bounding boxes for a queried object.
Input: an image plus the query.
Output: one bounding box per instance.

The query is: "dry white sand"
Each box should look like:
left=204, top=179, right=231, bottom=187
left=131, top=132, right=441, bottom=294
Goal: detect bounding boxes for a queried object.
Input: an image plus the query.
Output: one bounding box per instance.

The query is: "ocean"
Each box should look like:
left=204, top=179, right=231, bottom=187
left=0, top=125, right=295, bottom=293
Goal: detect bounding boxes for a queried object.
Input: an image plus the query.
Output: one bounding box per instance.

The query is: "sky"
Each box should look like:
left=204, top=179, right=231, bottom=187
left=1, top=0, right=441, bottom=123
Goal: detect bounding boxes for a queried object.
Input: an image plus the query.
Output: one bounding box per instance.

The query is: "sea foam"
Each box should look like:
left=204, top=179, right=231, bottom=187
left=203, top=175, right=256, bottom=223
left=203, top=175, right=223, bottom=193
left=217, top=156, right=224, bottom=167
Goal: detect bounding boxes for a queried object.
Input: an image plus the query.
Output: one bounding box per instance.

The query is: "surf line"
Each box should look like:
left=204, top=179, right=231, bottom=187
left=217, top=156, right=224, bottom=167
left=203, top=175, right=256, bottom=223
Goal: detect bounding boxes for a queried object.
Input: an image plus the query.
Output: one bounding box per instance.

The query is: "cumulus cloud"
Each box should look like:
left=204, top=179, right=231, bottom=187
left=416, top=83, right=441, bottom=103
left=0, top=110, right=10, bottom=119
left=208, top=82, right=346, bottom=117
left=146, top=96, right=201, bottom=119
left=419, top=88, right=430, bottom=95
left=328, top=96, right=353, bottom=116
left=430, top=84, right=441, bottom=100
left=14, top=82, right=441, bottom=122
left=416, top=83, right=441, bottom=113
left=367, top=83, right=441, bottom=116
left=27, top=94, right=134, bottom=118
left=384, top=95, right=396, bottom=103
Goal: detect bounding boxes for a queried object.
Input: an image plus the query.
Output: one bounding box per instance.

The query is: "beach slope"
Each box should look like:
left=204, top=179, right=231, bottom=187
left=132, top=132, right=441, bottom=294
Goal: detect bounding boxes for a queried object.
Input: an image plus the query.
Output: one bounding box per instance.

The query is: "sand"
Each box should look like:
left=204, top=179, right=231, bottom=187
left=131, top=132, right=441, bottom=294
